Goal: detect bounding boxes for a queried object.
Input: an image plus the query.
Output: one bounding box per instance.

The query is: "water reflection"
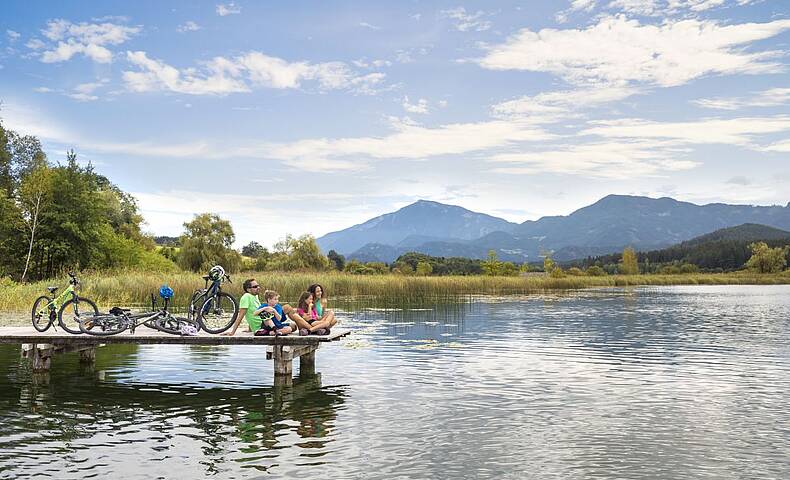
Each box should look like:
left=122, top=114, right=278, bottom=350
left=0, top=345, right=346, bottom=479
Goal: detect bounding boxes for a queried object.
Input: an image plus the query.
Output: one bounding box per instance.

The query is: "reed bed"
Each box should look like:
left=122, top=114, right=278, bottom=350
left=1, top=270, right=788, bottom=314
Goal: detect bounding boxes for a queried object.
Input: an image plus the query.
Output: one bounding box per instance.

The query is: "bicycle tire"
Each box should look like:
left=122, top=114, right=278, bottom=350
left=197, top=292, right=239, bottom=334
left=188, top=290, right=207, bottom=321
left=79, top=314, right=128, bottom=336
left=153, top=314, right=199, bottom=335
left=31, top=296, right=55, bottom=332
left=57, top=297, right=99, bottom=334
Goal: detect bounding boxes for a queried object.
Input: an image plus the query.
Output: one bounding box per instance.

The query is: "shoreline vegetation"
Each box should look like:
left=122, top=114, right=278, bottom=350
left=2, top=270, right=789, bottom=316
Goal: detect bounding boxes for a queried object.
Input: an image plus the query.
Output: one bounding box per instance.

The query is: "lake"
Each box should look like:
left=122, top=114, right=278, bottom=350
left=1, top=285, right=788, bottom=479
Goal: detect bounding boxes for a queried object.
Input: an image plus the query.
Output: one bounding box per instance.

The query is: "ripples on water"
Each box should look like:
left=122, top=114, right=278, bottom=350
left=1, top=286, right=789, bottom=479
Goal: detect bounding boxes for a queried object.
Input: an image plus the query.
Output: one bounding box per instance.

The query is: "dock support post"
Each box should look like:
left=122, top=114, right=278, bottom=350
left=29, top=344, right=53, bottom=372
left=79, top=347, right=97, bottom=364
left=273, top=345, right=293, bottom=377
left=299, top=348, right=317, bottom=375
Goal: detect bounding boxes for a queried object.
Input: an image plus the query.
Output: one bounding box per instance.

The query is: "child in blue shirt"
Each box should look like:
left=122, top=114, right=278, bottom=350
left=254, top=290, right=296, bottom=335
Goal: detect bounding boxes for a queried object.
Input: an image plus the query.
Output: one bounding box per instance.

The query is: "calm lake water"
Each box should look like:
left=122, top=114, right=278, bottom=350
left=1, top=285, right=788, bottom=479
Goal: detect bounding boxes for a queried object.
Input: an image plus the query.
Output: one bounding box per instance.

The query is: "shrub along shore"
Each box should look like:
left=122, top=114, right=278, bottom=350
left=1, top=270, right=789, bottom=315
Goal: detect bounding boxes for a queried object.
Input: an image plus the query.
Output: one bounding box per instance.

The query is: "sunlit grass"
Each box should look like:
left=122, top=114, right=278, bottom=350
left=1, top=269, right=788, bottom=315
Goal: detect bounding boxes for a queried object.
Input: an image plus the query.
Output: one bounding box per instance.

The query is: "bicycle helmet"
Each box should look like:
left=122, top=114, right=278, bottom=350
left=208, top=265, right=225, bottom=281
left=159, top=284, right=174, bottom=299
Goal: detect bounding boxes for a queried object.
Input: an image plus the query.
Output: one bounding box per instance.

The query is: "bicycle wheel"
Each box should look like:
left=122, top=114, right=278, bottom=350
left=31, top=296, right=56, bottom=332
left=154, top=314, right=199, bottom=335
left=58, top=297, right=99, bottom=334
left=197, top=292, right=239, bottom=334
left=187, top=290, right=207, bottom=321
left=79, top=314, right=128, bottom=336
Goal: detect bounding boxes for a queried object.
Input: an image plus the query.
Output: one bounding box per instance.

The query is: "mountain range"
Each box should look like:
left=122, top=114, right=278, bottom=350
left=315, top=195, right=790, bottom=263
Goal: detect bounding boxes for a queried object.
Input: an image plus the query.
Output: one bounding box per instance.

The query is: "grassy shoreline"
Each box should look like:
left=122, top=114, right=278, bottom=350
left=2, top=270, right=789, bottom=314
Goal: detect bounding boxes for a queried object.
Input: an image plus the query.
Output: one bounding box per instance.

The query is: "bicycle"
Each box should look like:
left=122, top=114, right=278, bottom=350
left=79, top=285, right=199, bottom=336
left=188, top=265, right=239, bottom=334
left=31, top=272, right=99, bottom=334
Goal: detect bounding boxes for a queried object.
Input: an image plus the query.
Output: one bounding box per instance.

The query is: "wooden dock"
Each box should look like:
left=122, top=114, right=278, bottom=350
left=0, top=327, right=350, bottom=384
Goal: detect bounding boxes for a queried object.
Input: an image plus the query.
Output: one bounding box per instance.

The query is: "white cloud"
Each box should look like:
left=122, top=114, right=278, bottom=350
left=25, top=38, right=45, bottom=50
left=265, top=117, right=554, bottom=171
left=34, top=87, right=54, bottom=93
left=216, top=3, right=241, bottom=16
left=582, top=115, right=790, bottom=146
left=122, top=50, right=385, bottom=95
left=177, top=21, right=201, bottom=33
left=67, top=79, right=109, bottom=101
left=693, top=87, right=790, bottom=110
left=761, top=139, right=790, bottom=153
left=491, top=85, right=639, bottom=122
left=35, top=19, right=139, bottom=63
left=489, top=140, right=698, bottom=179
left=442, top=7, right=492, bottom=32
left=478, top=16, right=790, bottom=88
left=608, top=0, right=762, bottom=16
left=6, top=30, right=20, bottom=42
left=359, top=22, right=380, bottom=30
left=402, top=96, right=429, bottom=114
left=556, top=0, right=597, bottom=23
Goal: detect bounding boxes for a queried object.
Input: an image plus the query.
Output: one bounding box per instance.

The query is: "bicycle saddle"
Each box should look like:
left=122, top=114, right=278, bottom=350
left=201, top=275, right=211, bottom=280
left=47, top=286, right=58, bottom=293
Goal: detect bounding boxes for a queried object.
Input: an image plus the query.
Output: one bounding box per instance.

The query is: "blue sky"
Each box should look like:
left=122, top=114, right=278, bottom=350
left=1, top=0, right=789, bottom=247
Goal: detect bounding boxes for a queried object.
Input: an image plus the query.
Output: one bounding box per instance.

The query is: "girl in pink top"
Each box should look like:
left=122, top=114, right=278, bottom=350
left=296, top=291, right=332, bottom=335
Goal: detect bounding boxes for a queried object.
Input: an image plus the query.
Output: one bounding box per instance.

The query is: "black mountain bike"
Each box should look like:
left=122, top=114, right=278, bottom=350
left=79, top=286, right=199, bottom=336
left=31, top=272, right=99, bottom=334
left=188, top=266, right=239, bottom=334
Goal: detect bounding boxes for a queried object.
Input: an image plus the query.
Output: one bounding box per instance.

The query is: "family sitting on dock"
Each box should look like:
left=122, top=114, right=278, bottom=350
left=222, top=280, right=337, bottom=336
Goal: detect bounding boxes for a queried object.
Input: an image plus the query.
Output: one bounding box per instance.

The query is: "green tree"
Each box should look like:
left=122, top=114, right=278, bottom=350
left=267, top=235, right=329, bottom=271
left=745, top=242, right=789, bottom=273
left=327, top=249, right=345, bottom=271
left=178, top=213, right=242, bottom=273
left=482, top=250, right=503, bottom=276
left=241, top=241, right=267, bottom=258
left=585, top=265, right=607, bottom=276
left=542, top=252, right=556, bottom=273
left=416, top=261, right=433, bottom=276
left=619, top=247, right=639, bottom=275
left=17, top=166, right=52, bottom=282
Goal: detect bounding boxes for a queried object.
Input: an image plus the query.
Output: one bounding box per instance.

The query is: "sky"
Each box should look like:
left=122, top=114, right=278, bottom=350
left=1, top=0, right=789, bottom=248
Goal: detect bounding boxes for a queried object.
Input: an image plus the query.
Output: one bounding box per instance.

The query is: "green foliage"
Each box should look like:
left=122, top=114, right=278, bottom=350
left=585, top=265, right=607, bottom=276
left=480, top=250, right=519, bottom=276
left=619, top=247, right=639, bottom=275
left=241, top=241, right=267, bottom=258
left=745, top=242, right=789, bottom=273
left=327, top=249, right=345, bottom=271
left=566, top=267, right=585, bottom=276
left=549, top=267, right=565, bottom=278
left=395, top=251, right=482, bottom=276
left=391, top=261, right=414, bottom=274
left=177, top=213, right=242, bottom=273
left=415, top=261, right=433, bottom=276
left=266, top=234, right=329, bottom=271
left=543, top=253, right=556, bottom=273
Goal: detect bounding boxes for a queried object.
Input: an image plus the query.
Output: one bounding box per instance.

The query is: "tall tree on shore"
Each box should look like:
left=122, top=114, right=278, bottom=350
left=18, top=166, right=52, bottom=282
left=619, top=247, right=639, bottom=275
left=178, top=213, right=242, bottom=273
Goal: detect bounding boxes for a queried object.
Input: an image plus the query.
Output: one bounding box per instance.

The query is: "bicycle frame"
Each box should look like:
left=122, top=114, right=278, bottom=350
left=35, top=283, right=76, bottom=317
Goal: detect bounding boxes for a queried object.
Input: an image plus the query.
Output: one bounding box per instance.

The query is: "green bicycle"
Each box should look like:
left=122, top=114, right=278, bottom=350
left=31, top=272, right=99, bottom=334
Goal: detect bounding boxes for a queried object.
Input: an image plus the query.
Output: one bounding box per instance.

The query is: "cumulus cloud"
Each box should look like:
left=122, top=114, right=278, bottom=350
left=478, top=16, right=790, bottom=88
left=442, top=7, right=492, bottom=32
left=177, top=21, right=201, bottom=33
left=67, top=79, right=109, bottom=101
left=216, top=3, right=241, bottom=16
left=693, top=87, right=790, bottom=110
left=122, top=50, right=386, bottom=95
left=33, top=19, right=139, bottom=63
left=608, top=0, right=761, bottom=16
left=402, top=96, right=429, bottom=114
left=6, top=30, right=20, bottom=42
left=556, top=0, right=597, bottom=23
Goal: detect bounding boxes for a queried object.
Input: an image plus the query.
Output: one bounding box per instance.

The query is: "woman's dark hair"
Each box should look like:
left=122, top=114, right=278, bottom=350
left=297, top=291, right=312, bottom=311
left=243, top=278, right=256, bottom=293
left=307, top=283, right=326, bottom=298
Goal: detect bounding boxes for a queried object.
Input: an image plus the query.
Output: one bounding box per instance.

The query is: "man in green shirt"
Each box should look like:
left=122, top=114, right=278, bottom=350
left=222, top=278, right=310, bottom=335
